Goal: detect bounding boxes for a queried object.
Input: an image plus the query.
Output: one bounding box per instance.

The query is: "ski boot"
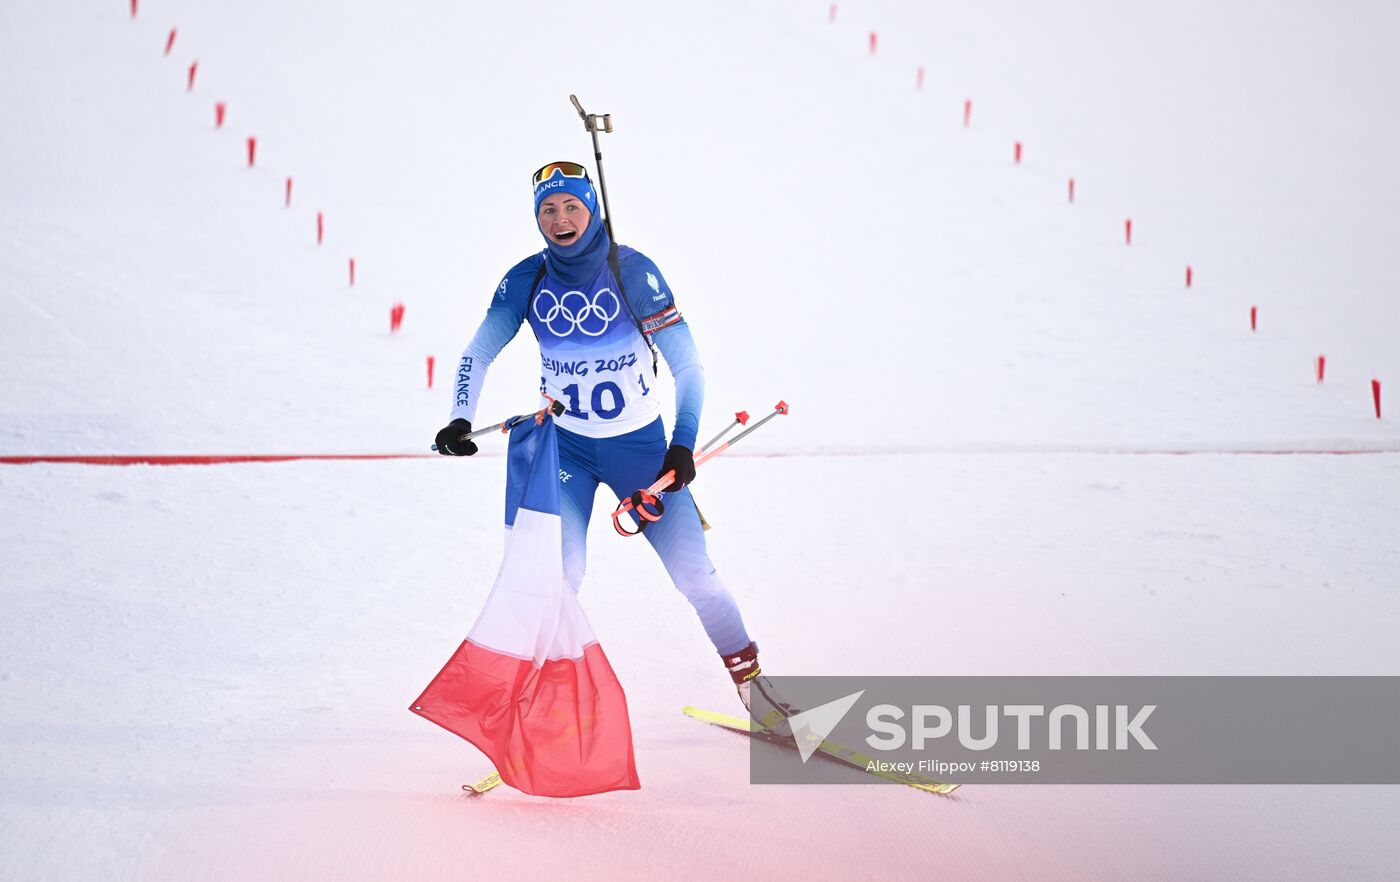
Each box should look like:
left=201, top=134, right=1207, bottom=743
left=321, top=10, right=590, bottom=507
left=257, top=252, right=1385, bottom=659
left=722, top=642, right=797, bottom=733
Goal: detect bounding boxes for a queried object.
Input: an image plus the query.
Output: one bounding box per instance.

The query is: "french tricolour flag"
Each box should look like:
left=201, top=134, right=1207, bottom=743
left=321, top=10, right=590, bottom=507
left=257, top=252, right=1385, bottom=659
left=410, top=416, right=640, bottom=797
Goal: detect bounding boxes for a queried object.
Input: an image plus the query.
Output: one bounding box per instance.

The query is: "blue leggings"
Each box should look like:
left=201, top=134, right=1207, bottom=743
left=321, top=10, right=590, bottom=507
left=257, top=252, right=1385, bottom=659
left=557, top=419, right=752, bottom=656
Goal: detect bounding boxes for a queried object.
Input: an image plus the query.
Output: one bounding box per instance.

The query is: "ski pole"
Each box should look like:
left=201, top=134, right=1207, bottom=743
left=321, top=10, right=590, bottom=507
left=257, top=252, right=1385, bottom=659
left=431, top=398, right=565, bottom=451
left=612, top=400, right=789, bottom=537
left=699, top=411, right=749, bottom=455
left=695, top=401, right=788, bottom=464
left=569, top=94, right=615, bottom=241
left=680, top=412, right=744, bottom=533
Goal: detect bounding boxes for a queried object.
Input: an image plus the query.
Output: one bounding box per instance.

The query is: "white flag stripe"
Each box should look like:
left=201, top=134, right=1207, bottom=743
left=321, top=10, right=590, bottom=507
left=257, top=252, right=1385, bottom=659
left=469, top=508, right=598, bottom=664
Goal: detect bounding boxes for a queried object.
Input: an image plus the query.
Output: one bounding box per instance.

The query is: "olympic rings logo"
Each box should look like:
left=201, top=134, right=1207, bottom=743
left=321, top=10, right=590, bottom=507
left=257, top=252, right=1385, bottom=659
left=533, top=288, right=621, bottom=338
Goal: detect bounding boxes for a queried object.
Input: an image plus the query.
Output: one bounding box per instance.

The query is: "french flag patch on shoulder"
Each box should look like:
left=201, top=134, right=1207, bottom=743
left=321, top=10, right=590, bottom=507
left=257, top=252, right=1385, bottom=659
left=640, top=305, right=681, bottom=335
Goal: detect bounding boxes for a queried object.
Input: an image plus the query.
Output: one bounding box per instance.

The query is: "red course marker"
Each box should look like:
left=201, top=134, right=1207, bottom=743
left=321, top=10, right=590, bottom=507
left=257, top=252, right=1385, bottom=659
left=828, top=4, right=837, bottom=23
left=1250, top=306, right=1258, bottom=332
left=963, top=99, right=972, bottom=128
left=284, top=176, right=293, bottom=207
left=1186, top=265, right=1193, bottom=288
left=349, top=258, right=356, bottom=287
left=165, top=28, right=177, bottom=56
left=317, top=211, right=324, bottom=245
left=869, top=32, right=878, bottom=55
left=390, top=303, right=405, bottom=333
left=1374, top=379, right=1383, bottom=419
left=246, top=136, right=256, bottom=168
left=1068, top=177, right=1076, bottom=203
left=214, top=102, right=226, bottom=128
left=1125, top=218, right=1133, bottom=245
left=427, top=356, right=436, bottom=389
left=187, top=61, right=198, bottom=91
left=916, top=66, right=925, bottom=91
left=131, top=0, right=138, bottom=18
left=1317, top=355, right=1326, bottom=384
left=1014, top=142, right=1023, bottom=164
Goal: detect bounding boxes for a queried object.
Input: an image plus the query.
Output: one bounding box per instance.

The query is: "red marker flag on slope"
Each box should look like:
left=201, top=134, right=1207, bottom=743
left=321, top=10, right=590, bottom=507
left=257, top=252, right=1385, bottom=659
left=411, top=416, right=639, bottom=797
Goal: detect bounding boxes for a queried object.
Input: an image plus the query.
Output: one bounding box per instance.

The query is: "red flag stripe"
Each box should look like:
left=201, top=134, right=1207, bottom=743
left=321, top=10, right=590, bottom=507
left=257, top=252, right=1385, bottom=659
left=411, top=640, right=639, bottom=797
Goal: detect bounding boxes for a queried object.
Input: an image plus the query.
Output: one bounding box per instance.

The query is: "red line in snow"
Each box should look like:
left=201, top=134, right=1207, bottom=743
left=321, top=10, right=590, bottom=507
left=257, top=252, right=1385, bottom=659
left=2, top=448, right=1399, bottom=467
left=0, top=453, right=438, bottom=466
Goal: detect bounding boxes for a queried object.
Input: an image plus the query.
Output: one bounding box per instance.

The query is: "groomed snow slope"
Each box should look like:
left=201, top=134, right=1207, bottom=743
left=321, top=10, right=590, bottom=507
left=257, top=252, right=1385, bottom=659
left=2, top=1, right=1398, bottom=880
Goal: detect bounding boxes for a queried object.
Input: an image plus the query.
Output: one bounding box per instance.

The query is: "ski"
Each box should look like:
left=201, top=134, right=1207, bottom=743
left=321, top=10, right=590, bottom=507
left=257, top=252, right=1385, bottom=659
left=462, top=770, right=503, bottom=795
left=682, top=706, right=960, bottom=795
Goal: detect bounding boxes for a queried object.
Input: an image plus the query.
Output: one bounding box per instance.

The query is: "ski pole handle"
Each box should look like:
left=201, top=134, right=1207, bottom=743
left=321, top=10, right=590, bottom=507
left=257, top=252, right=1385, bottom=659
left=611, top=401, right=789, bottom=536
left=569, top=93, right=616, bottom=242
left=569, top=94, right=612, bottom=134
left=431, top=398, right=565, bottom=451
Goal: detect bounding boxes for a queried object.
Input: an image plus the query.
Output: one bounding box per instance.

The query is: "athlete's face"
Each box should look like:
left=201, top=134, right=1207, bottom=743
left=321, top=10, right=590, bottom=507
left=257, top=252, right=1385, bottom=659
left=537, top=194, right=592, bottom=247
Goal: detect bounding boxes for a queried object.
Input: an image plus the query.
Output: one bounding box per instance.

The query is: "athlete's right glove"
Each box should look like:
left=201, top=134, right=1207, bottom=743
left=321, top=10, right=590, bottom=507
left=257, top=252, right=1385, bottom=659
left=434, top=419, right=479, bottom=456
left=655, top=444, right=695, bottom=492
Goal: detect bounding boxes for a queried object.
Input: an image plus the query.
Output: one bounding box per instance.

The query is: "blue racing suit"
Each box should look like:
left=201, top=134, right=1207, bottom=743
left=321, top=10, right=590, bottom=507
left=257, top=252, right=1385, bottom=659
left=449, top=213, right=752, bottom=656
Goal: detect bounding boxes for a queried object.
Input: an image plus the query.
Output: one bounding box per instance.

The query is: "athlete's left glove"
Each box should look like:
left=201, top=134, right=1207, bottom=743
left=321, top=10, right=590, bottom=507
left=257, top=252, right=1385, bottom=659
left=655, top=444, right=695, bottom=492
left=435, top=419, right=479, bottom=456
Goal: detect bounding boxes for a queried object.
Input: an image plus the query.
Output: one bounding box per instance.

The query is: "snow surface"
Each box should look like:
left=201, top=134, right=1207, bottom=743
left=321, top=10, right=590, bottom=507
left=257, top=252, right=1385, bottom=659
left=2, top=0, right=1399, bottom=880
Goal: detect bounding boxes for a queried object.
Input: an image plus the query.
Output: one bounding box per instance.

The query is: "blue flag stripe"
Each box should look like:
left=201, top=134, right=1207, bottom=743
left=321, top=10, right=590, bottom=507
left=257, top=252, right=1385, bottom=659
left=503, top=417, right=561, bottom=527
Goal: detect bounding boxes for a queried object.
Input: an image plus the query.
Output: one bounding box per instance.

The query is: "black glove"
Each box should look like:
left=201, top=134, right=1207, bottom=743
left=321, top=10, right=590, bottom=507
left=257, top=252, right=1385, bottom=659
left=655, top=444, right=695, bottom=492
left=435, top=419, right=478, bottom=456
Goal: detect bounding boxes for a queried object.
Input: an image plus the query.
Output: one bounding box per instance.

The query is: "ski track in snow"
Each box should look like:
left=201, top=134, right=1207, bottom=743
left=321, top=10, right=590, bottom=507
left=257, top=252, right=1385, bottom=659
left=3, top=0, right=1399, bottom=880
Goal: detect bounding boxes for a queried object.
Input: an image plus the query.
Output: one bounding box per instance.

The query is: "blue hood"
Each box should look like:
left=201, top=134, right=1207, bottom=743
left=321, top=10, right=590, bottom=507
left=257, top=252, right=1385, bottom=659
left=540, top=209, right=611, bottom=287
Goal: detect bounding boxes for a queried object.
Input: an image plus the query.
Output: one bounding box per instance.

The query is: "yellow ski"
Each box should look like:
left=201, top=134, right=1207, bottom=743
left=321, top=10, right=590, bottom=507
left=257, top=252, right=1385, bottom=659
left=682, top=706, right=960, bottom=795
left=462, top=770, right=503, bottom=795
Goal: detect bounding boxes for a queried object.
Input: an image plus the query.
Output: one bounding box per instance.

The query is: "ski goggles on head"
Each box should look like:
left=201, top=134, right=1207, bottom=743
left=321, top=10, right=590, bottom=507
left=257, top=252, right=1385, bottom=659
left=531, top=161, right=590, bottom=186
